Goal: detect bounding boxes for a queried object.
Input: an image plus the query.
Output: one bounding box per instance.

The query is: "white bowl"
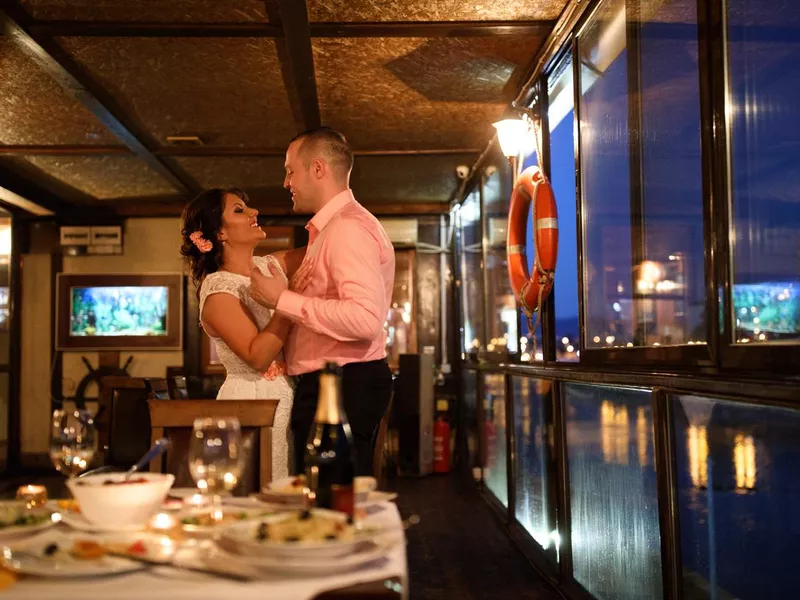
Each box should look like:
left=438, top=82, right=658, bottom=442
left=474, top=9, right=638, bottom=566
left=66, top=472, right=175, bottom=530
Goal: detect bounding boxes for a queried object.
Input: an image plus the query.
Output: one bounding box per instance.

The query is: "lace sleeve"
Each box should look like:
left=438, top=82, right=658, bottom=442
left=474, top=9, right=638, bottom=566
left=254, top=254, right=288, bottom=284
left=199, top=272, right=245, bottom=323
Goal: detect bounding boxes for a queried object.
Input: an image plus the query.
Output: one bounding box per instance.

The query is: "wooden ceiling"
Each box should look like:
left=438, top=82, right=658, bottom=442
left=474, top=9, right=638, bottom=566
left=0, top=0, right=568, bottom=218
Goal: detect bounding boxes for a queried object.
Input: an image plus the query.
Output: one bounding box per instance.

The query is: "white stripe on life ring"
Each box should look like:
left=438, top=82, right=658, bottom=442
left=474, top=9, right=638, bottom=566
left=508, top=244, right=526, bottom=255
left=535, top=217, right=558, bottom=231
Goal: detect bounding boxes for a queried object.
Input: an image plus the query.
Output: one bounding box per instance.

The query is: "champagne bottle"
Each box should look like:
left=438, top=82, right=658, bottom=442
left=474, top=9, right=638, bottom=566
left=304, top=362, right=356, bottom=516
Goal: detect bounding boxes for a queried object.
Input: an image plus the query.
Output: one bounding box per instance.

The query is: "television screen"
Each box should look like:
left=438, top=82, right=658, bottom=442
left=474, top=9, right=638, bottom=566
left=70, top=286, right=168, bottom=337
left=56, top=273, right=182, bottom=350
left=733, top=282, right=798, bottom=335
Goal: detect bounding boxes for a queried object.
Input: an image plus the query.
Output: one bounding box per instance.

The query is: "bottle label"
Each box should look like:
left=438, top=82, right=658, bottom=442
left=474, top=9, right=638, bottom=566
left=330, top=484, right=354, bottom=516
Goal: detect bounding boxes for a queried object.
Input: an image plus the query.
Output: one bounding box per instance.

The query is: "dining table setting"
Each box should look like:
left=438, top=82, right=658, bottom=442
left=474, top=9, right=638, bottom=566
left=0, top=410, right=408, bottom=599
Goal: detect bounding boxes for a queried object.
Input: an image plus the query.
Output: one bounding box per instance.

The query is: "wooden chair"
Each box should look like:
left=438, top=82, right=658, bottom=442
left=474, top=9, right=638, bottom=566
left=98, top=376, right=152, bottom=468
left=372, top=391, right=395, bottom=488
left=145, top=378, right=170, bottom=400
left=148, top=399, right=279, bottom=493
left=165, top=367, right=189, bottom=399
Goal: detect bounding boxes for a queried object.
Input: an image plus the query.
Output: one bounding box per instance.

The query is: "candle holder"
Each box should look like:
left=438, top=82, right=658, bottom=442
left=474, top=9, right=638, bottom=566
left=16, top=485, right=48, bottom=509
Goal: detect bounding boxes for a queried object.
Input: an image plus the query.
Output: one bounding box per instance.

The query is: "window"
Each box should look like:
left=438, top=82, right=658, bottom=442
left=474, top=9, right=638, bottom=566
left=483, top=373, right=508, bottom=507
left=513, top=376, right=556, bottom=558
left=578, top=0, right=706, bottom=349
left=564, top=382, right=663, bottom=599
left=548, top=56, right=580, bottom=361
left=459, top=190, right=484, bottom=358
left=726, top=0, right=800, bottom=344
left=673, top=394, right=800, bottom=598
left=385, top=250, right=417, bottom=370
left=482, top=162, right=518, bottom=359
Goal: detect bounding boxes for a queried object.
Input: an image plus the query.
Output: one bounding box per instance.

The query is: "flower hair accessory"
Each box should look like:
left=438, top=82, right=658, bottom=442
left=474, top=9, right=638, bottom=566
left=189, top=231, right=213, bottom=253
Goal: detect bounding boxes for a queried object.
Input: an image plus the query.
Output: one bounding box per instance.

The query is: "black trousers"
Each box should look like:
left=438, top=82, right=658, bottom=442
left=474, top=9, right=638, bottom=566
left=291, top=359, right=393, bottom=477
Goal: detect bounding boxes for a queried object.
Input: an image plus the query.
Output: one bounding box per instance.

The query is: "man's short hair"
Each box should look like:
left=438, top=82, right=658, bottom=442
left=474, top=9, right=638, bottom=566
left=290, top=127, right=354, bottom=181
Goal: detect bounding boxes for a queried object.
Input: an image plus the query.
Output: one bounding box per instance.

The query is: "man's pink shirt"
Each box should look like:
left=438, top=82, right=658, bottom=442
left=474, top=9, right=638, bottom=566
left=276, top=190, right=395, bottom=375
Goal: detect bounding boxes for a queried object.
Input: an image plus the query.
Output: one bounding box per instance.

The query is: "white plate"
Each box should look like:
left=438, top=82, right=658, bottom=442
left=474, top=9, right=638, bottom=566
left=206, top=536, right=400, bottom=577
left=166, top=488, right=199, bottom=499
left=0, top=531, right=171, bottom=578
left=0, top=503, right=58, bottom=541
left=55, top=510, right=143, bottom=533
left=177, top=506, right=277, bottom=535
left=359, top=491, right=398, bottom=506
left=219, top=509, right=386, bottom=560
left=259, top=476, right=379, bottom=506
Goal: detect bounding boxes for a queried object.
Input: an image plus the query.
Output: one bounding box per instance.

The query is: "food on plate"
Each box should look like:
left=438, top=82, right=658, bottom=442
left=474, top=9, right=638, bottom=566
left=70, top=540, right=106, bottom=560
left=271, top=476, right=307, bottom=494
left=181, top=510, right=272, bottom=527
left=253, top=511, right=356, bottom=543
left=40, top=539, right=152, bottom=560
left=0, top=504, right=52, bottom=529
left=56, top=499, right=80, bottom=513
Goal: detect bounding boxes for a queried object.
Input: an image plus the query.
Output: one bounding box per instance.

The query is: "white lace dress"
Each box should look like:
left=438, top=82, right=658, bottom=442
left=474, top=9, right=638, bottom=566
left=199, top=255, right=294, bottom=481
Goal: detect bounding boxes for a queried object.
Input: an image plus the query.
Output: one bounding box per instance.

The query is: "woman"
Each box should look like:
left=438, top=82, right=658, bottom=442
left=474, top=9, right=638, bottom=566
left=180, top=187, right=305, bottom=480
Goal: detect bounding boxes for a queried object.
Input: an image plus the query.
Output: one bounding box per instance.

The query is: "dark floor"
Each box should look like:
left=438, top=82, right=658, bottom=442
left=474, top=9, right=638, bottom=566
left=2, top=470, right=560, bottom=600
left=391, top=474, right=560, bottom=600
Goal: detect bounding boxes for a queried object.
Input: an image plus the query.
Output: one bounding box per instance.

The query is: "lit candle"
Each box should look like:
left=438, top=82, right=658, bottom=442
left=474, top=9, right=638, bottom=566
left=16, top=485, right=47, bottom=509
left=183, top=493, right=210, bottom=508
left=149, top=512, right=177, bottom=531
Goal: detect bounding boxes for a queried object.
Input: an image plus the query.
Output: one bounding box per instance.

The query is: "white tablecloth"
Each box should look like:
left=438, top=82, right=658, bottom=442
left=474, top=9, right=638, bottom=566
left=8, top=503, right=408, bottom=600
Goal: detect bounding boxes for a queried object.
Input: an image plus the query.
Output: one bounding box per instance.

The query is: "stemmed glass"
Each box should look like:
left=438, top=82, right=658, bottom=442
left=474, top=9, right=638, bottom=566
left=49, top=409, right=98, bottom=477
left=188, top=417, right=243, bottom=522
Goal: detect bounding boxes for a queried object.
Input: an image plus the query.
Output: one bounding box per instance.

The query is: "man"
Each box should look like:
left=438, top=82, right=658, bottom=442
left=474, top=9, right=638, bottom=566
left=250, top=127, right=395, bottom=476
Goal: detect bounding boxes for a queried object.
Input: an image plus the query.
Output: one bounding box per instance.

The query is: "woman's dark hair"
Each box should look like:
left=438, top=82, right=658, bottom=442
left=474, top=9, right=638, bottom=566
left=180, top=187, right=249, bottom=288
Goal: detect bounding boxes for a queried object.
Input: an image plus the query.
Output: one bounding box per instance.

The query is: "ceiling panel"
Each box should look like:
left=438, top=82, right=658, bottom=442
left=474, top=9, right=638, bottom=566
left=166, top=156, right=290, bottom=205
left=7, top=156, right=181, bottom=199
left=351, top=154, right=477, bottom=202
left=308, top=0, right=566, bottom=22
left=313, top=36, right=545, bottom=150
left=19, top=0, right=269, bottom=23
left=57, top=37, right=298, bottom=148
left=0, top=39, right=116, bottom=146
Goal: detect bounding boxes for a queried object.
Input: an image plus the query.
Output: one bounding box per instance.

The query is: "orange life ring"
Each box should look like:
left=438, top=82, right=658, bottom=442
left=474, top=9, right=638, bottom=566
left=506, top=165, right=558, bottom=313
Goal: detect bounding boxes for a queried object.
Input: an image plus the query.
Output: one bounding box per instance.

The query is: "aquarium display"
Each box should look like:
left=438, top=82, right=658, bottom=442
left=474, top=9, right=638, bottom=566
left=70, top=286, right=168, bottom=337
left=733, top=282, right=798, bottom=337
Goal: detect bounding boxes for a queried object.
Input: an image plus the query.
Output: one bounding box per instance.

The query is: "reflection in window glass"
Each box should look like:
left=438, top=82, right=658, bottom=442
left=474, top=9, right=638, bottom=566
left=564, top=383, right=663, bottom=600
left=459, top=190, right=484, bottom=357
left=548, top=56, right=580, bottom=362
left=385, top=250, right=416, bottom=370
left=483, top=373, right=507, bottom=507
left=518, top=150, right=544, bottom=362
left=674, top=395, right=800, bottom=598
left=727, top=1, right=800, bottom=343
left=461, top=369, right=479, bottom=471
left=483, top=162, right=518, bottom=359
left=579, top=0, right=706, bottom=348
left=513, top=377, right=555, bottom=558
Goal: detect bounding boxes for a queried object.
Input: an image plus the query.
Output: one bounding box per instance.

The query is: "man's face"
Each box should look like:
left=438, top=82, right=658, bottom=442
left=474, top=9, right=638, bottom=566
left=284, top=140, right=315, bottom=213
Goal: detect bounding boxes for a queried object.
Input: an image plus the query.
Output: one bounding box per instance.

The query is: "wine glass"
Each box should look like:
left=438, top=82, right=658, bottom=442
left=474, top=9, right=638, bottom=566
left=49, top=409, right=98, bottom=478
left=188, top=417, right=242, bottom=521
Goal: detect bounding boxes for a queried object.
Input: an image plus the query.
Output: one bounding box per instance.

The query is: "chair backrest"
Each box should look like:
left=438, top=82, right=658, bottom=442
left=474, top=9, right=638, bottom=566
left=167, top=375, right=188, bottom=399
left=145, top=378, right=170, bottom=400
left=99, top=376, right=152, bottom=468
left=148, top=399, right=279, bottom=493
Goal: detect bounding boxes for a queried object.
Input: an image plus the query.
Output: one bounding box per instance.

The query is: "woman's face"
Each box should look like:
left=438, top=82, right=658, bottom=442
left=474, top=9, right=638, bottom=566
left=219, top=193, right=265, bottom=247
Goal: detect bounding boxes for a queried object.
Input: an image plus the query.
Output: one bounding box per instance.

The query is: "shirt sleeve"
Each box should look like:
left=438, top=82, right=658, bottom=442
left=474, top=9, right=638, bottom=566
left=275, top=220, right=385, bottom=342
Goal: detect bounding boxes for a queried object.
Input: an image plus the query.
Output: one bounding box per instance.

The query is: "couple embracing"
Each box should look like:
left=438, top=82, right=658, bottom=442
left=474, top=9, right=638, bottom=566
left=180, top=127, right=395, bottom=481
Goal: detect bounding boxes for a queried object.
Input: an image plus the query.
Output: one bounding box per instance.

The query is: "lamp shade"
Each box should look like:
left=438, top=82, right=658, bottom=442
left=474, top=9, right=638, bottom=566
left=493, top=118, right=531, bottom=157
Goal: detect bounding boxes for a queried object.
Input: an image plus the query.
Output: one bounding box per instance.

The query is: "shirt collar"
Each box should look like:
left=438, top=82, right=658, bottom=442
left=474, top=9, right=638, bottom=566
left=307, top=189, right=354, bottom=234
